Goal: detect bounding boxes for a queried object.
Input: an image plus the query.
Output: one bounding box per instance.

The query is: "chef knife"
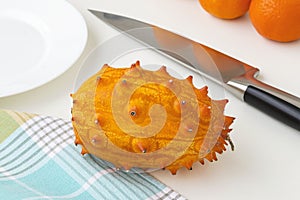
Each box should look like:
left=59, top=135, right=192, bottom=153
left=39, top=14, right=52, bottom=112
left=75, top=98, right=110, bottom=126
left=89, top=10, right=300, bottom=131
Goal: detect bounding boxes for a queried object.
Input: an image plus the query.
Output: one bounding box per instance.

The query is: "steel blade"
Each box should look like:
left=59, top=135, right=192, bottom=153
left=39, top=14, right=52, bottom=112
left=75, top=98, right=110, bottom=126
left=89, top=10, right=249, bottom=83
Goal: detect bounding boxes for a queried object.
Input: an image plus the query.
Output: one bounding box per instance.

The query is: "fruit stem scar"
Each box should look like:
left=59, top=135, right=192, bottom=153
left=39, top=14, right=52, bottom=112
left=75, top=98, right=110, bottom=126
left=226, top=135, right=235, bottom=151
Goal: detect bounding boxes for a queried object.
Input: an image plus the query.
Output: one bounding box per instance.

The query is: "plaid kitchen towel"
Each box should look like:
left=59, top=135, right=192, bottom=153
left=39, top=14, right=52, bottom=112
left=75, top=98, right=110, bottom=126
left=0, top=109, right=185, bottom=200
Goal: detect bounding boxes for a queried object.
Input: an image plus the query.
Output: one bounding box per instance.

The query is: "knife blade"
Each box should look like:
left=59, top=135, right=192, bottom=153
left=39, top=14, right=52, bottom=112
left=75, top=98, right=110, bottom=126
left=89, top=10, right=300, bottom=131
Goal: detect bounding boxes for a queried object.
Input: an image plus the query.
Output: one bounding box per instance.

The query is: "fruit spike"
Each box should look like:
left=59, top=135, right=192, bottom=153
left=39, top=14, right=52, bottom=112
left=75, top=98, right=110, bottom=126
left=130, top=60, right=140, bottom=69
left=96, top=76, right=101, bottom=83
left=186, top=75, right=193, bottom=84
left=71, top=61, right=235, bottom=175
left=81, top=146, right=88, bottom=155
left=73, top=127, right=83, bottom=146
left=158, top=65, right=168, bottom=74
left=137, top=143, right=146, bottom=153
left=199, top=159, right=205, bottom=165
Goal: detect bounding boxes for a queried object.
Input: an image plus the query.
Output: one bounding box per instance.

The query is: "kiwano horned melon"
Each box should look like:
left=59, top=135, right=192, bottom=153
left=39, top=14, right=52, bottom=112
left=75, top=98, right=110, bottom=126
left=71, top=61, right=235, bottom=175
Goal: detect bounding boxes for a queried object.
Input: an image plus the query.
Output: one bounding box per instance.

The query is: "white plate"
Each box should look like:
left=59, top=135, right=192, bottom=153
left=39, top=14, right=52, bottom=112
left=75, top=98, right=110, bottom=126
left=0, top=0, right=87, bottom=97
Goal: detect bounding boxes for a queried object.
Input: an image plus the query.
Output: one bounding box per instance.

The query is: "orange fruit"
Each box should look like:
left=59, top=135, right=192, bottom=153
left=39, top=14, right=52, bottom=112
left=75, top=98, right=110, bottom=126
left=71, top=61, right=235, bottom=174
left=249, top=0, right=300, bottom=42
left=198, top=0, right=252, bottom=19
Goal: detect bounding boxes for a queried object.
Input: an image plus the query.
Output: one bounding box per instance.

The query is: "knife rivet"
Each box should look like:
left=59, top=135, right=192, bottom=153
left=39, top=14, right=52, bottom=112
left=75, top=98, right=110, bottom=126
left=181, top=100, right=186, bottom=105
left=168, top=79, right=173, bottom=84
left=94, top=119, right=99, bottom=124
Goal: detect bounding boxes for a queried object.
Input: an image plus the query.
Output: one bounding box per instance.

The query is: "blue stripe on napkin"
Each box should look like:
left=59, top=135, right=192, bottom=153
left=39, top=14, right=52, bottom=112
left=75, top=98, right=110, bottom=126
left=0, top=115, right=185, bottom=200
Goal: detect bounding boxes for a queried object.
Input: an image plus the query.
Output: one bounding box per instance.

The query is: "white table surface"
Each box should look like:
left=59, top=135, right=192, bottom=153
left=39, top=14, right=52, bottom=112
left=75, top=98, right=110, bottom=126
left=1, top=0, right=300, bottom=199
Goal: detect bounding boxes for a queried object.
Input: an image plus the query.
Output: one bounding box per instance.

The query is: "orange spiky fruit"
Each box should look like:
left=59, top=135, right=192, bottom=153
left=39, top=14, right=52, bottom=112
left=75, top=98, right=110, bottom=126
left=71, top=61, right=235, bottom=175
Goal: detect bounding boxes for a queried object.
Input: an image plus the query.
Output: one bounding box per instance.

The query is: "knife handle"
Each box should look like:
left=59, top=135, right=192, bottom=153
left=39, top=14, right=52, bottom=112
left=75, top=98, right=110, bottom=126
left=227, top=67, right=300, bottom=131
left=244, top=85, right=300, bottom=131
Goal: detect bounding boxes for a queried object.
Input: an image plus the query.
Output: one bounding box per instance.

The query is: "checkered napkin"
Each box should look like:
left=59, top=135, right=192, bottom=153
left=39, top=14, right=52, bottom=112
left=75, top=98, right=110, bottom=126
left=0, top=110, right=185, bottom=200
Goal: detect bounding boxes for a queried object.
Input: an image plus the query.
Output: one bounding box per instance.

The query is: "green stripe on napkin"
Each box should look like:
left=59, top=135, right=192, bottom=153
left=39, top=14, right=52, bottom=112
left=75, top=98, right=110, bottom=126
left=0, top=110, right=36, bottom=143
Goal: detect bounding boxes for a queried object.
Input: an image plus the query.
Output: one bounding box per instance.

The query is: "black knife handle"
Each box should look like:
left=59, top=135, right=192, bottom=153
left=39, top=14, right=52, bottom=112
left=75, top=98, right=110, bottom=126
left=244, top=85, right=300, bottom=131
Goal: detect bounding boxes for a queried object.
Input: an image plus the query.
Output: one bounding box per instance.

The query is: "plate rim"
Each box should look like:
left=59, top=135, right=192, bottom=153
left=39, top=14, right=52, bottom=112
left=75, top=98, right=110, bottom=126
left=0, top=0, right=88, bottom=98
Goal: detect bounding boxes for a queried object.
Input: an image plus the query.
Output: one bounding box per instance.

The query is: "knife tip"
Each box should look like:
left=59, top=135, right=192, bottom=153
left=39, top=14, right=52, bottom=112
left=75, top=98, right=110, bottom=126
left=87, top=9, right=99, bottom=15
left=87, top=9, right=119, bottom=21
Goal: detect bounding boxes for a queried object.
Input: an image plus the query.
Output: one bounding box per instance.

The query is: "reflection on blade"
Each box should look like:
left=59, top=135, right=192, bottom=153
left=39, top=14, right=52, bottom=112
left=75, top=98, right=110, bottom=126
left=89, top=10, right=247, bottom=83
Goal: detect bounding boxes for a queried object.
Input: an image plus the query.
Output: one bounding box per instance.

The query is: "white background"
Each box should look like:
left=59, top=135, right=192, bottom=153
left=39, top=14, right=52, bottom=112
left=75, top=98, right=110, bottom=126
left=1, top=0, right=300, bottom=199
